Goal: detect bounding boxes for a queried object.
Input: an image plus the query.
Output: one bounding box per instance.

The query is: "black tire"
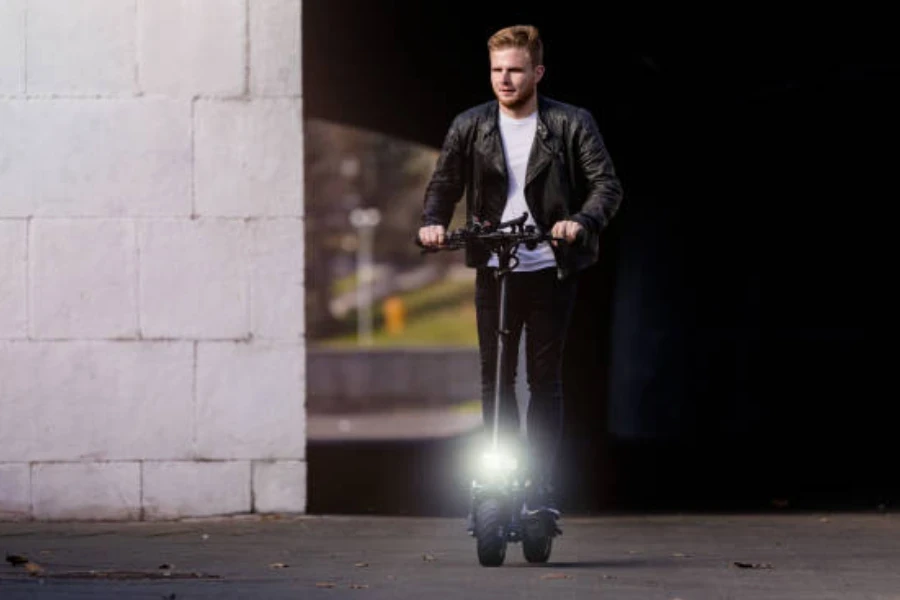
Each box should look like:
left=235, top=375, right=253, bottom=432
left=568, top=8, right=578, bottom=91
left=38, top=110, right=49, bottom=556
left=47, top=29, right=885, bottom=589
left=474, top=498, right=507, bottom=567
left=522, top=531, right=553, bottom=563
left=522, top=514, right=553, bottom=563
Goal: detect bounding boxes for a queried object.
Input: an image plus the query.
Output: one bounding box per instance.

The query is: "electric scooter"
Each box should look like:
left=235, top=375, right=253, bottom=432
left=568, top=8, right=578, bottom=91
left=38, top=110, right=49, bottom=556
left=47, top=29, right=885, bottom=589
left=417, top=212, right=566, bottom=567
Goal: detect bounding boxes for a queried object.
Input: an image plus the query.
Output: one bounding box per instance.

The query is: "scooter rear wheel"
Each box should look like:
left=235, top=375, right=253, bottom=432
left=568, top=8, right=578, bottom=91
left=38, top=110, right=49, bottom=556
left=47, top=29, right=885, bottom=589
left=474, top=498, right=507, bottom=567
left=521, top=513, right=554, bottom=563
left=522, top=531, right=553, bottom=563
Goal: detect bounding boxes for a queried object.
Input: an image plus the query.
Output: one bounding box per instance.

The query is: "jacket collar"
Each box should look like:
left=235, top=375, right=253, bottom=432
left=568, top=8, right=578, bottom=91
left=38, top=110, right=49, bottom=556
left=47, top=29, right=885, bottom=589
left=478, top=95, right=552, bottom=140
left=476, top=95, right=558, bottom=191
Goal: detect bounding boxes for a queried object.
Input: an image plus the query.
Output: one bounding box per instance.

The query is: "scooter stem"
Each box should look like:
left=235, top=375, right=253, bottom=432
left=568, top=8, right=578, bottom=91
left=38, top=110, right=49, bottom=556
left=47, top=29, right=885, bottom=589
left=490, top=238, right=518, bottom=451
left=491, top=268, right=508, bottom=451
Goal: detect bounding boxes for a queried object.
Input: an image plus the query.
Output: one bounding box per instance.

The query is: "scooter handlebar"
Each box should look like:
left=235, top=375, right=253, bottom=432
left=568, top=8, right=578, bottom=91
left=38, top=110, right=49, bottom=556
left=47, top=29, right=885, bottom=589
left=415, top=225, right=584, bottom=253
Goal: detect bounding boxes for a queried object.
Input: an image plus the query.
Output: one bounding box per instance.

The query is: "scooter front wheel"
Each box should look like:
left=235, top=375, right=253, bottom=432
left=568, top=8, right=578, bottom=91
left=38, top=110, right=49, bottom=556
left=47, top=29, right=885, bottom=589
left=474, top=497, right=507, bottom=567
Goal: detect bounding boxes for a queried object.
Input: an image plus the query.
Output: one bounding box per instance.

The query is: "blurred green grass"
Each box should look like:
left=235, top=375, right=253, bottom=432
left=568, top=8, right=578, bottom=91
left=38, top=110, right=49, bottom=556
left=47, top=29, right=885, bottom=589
left=317, top=277, right=478, bottom=348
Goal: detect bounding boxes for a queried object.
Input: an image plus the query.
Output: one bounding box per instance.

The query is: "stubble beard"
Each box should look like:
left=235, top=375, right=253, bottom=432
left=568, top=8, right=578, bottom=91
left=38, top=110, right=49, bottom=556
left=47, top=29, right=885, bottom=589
left=497, top=85, right=536, bottom=112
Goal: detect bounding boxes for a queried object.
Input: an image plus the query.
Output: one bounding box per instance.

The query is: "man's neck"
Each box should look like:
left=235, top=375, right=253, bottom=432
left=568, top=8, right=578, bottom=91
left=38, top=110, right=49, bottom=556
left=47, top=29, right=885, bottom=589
left=499, top=97, right=538, bottom=119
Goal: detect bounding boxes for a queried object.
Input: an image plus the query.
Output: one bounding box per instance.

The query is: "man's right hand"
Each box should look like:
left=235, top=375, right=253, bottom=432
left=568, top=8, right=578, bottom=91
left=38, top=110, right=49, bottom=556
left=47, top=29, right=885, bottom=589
left=418, top=225, right=446, bottom=248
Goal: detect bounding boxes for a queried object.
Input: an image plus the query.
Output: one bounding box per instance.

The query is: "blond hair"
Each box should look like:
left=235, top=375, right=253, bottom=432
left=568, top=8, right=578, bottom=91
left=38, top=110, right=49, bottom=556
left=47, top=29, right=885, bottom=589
left=487, top=25, right=543, bottom=67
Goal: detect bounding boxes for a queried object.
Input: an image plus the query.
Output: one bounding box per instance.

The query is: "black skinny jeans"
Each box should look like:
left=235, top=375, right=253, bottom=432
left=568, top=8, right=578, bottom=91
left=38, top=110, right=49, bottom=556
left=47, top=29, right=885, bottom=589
left=474, top=266, right=578, bottom=490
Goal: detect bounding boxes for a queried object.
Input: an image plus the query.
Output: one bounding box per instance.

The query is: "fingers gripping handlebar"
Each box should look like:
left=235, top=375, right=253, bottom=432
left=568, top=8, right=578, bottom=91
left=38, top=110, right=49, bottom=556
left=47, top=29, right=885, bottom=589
left=415, top=212, right=584, bottom=254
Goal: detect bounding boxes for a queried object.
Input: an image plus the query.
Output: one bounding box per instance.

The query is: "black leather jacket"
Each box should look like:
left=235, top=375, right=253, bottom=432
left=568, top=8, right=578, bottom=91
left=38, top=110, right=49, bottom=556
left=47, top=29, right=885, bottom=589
left=421, top=95, right=624, bottom=278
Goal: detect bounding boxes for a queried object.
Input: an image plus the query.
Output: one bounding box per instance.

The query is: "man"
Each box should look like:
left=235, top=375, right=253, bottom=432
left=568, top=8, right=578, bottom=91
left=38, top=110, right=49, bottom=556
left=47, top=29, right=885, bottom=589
left=418, top=24, right=623, bottom=520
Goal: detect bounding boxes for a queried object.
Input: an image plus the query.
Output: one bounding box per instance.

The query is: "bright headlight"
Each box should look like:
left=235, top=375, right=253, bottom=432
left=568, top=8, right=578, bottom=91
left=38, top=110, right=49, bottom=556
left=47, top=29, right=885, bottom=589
left=480, top=450, right=518, bottom=473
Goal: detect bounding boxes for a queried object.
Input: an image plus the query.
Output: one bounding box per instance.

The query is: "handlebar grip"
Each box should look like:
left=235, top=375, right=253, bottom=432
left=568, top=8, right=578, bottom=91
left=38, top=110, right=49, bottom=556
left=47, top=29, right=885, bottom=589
left=549, top=227, right=586, bottom=249
left=415, top=234, right=453, bottom=253
left=415, top=236, right=440, bottom=253
left=574, top=227, right=587, bottom=248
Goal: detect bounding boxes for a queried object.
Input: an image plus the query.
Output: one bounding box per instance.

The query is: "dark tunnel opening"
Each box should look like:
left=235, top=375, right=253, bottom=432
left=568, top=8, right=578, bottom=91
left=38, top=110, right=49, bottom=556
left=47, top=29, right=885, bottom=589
left=304, top=2, right=898, bottom=514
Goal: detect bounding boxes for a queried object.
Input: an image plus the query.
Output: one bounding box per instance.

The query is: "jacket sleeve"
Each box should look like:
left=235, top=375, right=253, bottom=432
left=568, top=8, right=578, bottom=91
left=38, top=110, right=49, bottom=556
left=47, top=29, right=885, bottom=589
left=421, top=117, right=466, bottom=228
left=570, top=108, right=624, bottom=234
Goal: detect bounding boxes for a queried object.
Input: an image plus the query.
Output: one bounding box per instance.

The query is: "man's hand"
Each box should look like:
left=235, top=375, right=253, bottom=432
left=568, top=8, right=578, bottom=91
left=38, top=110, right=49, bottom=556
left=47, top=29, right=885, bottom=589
left=550, top=220, right=583, bottom=246
left=418, top=225, right=446, bottom=247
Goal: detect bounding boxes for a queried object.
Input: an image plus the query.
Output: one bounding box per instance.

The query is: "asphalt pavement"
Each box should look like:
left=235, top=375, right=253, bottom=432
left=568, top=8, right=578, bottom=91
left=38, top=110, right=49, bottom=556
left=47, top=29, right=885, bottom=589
left=2, top=511, right=899, bottom=599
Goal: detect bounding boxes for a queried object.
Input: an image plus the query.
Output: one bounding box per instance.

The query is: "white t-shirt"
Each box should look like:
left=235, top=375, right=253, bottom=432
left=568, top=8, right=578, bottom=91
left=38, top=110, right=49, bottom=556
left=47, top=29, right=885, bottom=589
left=487, top=110, right=557, bottom=271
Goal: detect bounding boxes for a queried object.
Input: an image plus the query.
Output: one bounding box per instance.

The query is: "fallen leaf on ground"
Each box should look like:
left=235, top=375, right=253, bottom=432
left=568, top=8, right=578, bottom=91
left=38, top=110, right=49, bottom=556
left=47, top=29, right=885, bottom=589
left=158, top=563, right=173, bottom=570
left=355, top=562, right=369, bottom=568
left=349, top=583, right=369, bottom=589
left=422, top=554, right=436, bottom=562
left=733, top=561, right=773, bottom=569
left=24, top=562, right=44, bottom=575
left=5, top=554, right=29, bottom=566
left=672, top=553, right=691, bottom=558
left=316, top=582, right=336, bottom=588
left=269, top=563, right=289, bottom=569
left=541, top=573, right=571, bottom=580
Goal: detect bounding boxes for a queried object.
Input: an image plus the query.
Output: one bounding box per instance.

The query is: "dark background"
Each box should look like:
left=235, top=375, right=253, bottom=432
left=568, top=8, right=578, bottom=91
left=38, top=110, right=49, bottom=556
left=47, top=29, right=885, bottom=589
left=304, top=2, right=898, bottom=513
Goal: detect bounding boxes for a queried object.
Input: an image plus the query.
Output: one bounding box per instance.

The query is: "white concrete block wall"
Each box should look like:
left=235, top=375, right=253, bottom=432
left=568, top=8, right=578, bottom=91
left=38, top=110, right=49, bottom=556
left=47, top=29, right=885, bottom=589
left=0, top=221, right=27, bottom=338
left=250, top=0, right=302, bottom=96
left=253, top=460, right=306, bottom=513
left=139, top=0, right=246, bottom=97
left=0, top=99, right=193, bottom=217
left=0, top=0, right=26, bottom=94
left=31, top=220, right=140, bottom=339
left=138, top=219, right=251, bottom=339
left=0, top=0, right=305, bottom=521
left=195, top=99, right=304, bottom=217
left=28, top=0, right=138, bottom=95
left=196, top=342, right=305, bottom=459
left=0, top=342, right=194, bottom=462
left=250, top=219, right=305, bottom=339
left=142, top=461, right=251, bottom=519
left=33, top=462, right=141, bottom=520
left=0, top=463, right=30, bottom=520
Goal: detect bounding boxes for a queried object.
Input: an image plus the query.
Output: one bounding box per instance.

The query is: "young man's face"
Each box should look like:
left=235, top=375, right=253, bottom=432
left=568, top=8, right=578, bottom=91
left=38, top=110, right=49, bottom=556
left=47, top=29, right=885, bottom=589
left=490, top=47, right=544, bottom=113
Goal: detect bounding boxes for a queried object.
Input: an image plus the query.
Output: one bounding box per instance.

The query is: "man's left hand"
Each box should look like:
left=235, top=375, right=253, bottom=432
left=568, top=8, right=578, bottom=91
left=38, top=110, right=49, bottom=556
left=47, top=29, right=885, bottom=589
left=551, top=220, right=583, bottom=245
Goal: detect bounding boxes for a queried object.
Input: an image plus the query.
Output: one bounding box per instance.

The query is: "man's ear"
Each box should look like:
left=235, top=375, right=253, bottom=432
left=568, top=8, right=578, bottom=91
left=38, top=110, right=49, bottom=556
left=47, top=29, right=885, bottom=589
left=535, top=64, right=545, bottom=83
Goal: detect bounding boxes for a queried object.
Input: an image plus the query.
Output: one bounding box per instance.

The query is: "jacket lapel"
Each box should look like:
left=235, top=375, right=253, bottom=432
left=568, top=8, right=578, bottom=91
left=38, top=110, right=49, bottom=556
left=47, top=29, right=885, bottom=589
left=525, top=97, right=557, bottom=188
left=477, top=105, right=507, bottom=180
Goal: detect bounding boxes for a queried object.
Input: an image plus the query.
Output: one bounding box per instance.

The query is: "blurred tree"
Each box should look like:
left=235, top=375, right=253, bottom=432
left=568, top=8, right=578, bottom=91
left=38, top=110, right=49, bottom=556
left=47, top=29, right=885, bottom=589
left=304, top=119, right=461, bottom=340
